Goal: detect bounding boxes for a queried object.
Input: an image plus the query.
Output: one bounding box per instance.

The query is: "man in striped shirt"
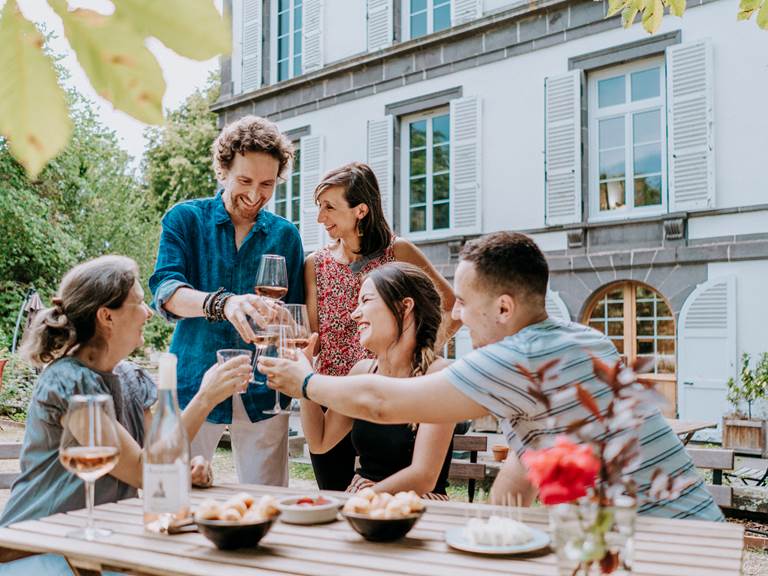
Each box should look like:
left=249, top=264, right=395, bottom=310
left=260, top=231, right=722, bottom=520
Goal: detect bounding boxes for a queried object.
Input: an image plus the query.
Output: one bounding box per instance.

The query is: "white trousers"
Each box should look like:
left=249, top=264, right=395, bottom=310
left=190, top=395, right=289, bottom=486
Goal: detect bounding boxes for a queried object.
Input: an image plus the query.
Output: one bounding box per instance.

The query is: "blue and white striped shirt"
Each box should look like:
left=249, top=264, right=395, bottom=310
left=446, top=318, right=723, bottom=521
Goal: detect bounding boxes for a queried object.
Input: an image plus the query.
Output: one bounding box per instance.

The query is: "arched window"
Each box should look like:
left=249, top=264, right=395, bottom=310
left=582, top=282, right=676, bottom=413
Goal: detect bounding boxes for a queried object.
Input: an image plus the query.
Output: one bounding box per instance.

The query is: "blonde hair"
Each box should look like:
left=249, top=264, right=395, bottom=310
left=20, top=256, right=139, bottom=367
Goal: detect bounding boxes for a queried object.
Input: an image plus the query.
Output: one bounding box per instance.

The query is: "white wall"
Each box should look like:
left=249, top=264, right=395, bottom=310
left=275, top=1, right=768, bottom=238
left=689, top=209, right=768, bottom=240
left=323, top=0, right=367, bottom=65
left=483, top=0, right=524, bottom=15
left=707, top=260, right=768, bottom=417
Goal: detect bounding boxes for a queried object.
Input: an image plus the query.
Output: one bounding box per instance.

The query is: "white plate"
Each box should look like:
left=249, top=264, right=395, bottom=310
left=276, top=495, right=341, bottom=525
left=444, top=525, right=551, bottom=555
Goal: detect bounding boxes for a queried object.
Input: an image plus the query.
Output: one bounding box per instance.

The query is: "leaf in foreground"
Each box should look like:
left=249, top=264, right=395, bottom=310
left=0, top=0, right=72, bottom=179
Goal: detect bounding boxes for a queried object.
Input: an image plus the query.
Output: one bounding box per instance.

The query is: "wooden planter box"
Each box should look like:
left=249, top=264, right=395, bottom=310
left=722, top=417, right=768, bottom=457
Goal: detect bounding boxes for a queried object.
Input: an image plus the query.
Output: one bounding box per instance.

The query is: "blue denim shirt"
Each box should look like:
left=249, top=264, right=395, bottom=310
left=149, top=192, right=305, bottom=424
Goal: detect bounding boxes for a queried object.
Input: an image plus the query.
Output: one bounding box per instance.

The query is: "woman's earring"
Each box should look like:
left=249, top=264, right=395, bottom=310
left=357, top=220, right=364, bottom=238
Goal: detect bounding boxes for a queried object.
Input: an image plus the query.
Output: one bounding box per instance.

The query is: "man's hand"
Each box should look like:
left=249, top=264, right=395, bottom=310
left=223, top=294, right=277, bottom=343
left=257, top=336, right=316, bottom=399
left=197, top=356, right=252, bottom=406
left=191, top=455, right=213, bottom=487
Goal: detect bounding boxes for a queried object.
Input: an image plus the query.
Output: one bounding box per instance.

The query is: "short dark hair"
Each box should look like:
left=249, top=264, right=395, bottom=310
left=212, top=115, right=294, bottom=181
left=314, top=162, right=393, bottom=256
left=459, top=232, right=549, bottom=301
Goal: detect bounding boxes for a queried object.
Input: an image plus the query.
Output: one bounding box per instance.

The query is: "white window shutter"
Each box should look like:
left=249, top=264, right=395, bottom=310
left=677, top=276, right=736, bottom=426
left=240, top=0, right=262, bottom=92
left=452, top=0, right=482, bottom=25
left=303, top=0, right=323, bottom=73
left=367, top=0, right=393, bottom=51
left=367, top=116, right=394, bottom=224
left=666, top=40, right=715, bottom=212
left=300, top=135, right=323, bottom=252
left=544, top=70, right=582, bottom=226
left=545, top=289, right=570, bottom=321
left=450, top=96, right=482, bottom=235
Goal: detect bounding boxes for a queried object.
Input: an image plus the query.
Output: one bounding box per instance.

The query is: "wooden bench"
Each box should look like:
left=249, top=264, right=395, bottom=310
left=687, top=447, right=734, bottom=508
left=449, top=434, right=487, bottom=503
left=0, top=442, right=22, bottom=489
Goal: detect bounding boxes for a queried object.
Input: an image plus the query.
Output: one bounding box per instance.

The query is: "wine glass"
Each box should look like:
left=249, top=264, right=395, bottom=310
left=217, top=349, right=252, bottom=394
left=254, top=254, right=288, bottom=301
left=281, top=304, right=311, bottom=352
left=59, top=395, right=121, bottom=541
left=262, top=323, right=293, bottom=415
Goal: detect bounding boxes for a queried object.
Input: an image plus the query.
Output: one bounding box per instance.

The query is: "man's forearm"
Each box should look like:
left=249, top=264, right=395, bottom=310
left=164, top=287, right=207, bottom=319
left=307, top=374, right=393, bottom=423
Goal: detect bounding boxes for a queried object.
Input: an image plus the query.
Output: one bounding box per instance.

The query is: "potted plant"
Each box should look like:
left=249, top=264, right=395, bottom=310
left=723, top=353, right=768, bottom=457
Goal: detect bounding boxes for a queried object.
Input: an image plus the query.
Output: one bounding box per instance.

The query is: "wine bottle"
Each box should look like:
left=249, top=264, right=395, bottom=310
left=143, top=353, right=191, bottom=532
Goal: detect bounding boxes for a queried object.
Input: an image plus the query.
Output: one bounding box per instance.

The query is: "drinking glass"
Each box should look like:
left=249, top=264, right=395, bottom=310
left=217, top=348, right=252, bottom=394
left=262, top=323, right=293, bottom=415
left=254, top=254, right=289, bottom=301
left=59, top=394, right=121, bottom=541
left=280, top=304, right=311, bottom=352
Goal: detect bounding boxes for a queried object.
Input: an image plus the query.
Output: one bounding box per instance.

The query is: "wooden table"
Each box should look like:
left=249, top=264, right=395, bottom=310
left=667, top=418, right=719, bottom=445
left=0, top=484, right=743, bottom=576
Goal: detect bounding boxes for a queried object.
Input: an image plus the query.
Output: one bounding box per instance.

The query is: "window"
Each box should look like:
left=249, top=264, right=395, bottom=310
left=274, top=144, right=301, bottom=228
left=402, top=110, right=450, bottom=235
left=407, top=0, right=451, bottom=39
left=584, top=282, right=675, bottom=377
left=588, top=58, right=666, bottom=220
left=276, top=0, right=302, bottom=81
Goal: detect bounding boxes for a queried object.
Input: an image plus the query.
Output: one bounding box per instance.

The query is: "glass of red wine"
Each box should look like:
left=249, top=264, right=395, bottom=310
left=59, top=395, right=121, bottom=541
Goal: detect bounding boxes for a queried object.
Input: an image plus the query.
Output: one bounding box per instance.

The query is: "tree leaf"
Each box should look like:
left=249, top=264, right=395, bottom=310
left=114, top=0, right=231, bottom=61
left=607, top=0, right=628, bottom=18
left=669, top=0, right=686, bottom=17
left=49, top=0, right=165, bottom=125
left=738, top=0, right=762, bottom=19
left=576, top=384, right=604, bottom=422
left=758, top=0, right=768, bottom=28
left=642, top=0, right=664, bottom=33
left=0, top=0, right=72, bottom=179
left=622, top=4, right=640, bottom=28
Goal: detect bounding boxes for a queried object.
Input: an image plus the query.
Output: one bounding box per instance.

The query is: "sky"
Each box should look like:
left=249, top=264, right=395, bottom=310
left=10, top=0, right=222, bottom=164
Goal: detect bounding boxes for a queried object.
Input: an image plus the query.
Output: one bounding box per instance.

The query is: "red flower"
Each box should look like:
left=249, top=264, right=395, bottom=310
left=521, top=436, right=601, bottom=505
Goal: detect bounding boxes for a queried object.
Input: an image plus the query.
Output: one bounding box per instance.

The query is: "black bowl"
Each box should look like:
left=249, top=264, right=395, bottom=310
left=341, top=510, right=424, bottom=542
left=196, top=516, right=278, bottom=550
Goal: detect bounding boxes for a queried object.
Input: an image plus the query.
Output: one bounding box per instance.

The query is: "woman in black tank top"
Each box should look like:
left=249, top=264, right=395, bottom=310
left=300, top=263, right=455, bottom=498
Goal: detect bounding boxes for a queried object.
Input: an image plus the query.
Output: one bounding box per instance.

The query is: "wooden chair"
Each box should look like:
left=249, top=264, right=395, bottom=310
left=686, top=447, right=734, bottom=508
left=449, top=434, right=487, bottom=503
left=723, top=465, right=768, bottom=487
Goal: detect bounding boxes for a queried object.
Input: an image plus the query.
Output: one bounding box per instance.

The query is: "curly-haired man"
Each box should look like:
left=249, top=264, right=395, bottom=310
left=149, top=115, right=304, bottom=486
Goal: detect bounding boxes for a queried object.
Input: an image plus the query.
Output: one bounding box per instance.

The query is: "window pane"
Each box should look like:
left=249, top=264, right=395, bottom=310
left=599, top=117, right=624, bottom=149
left=293, top=148, right=301, bottom=171
left=411, top=0, right=427, bottom=12
left=292, top=175, right=300, bottom=198
left=657, top=319, right=675, bottom=336
left=636, top=300, right=653, bottom=318
left=410, top=178, right=426, bottom=204
left=658, top=338, right=675, bottom=354
left=275, top=183, right=286, bottom=202
left=433, top=144, right=450, bottom=173
left=410, top=149, right=426, bottom=176
left=292, top=198, right=300, bottom=224
left=411, top=12, right=427, bottom=37
left=275, top=201, right=286, bottom=217
left=637, top=339, right=654, bottom=354
left=410, top=120, right=427, bottom=148
left=294, top=30, right=302, bottom=54
left=657, top=299, right=672, bottom=317
left=410, top=206, right=426, bottom=232
left=279, top=0, right=290, bottom=11
left=607, top=320, right=623, bottom=336
left=599, top=181, right=626, bottom=211
left=434, top=4, right=451, bottom=31
left=634, top=175, right=662, bottom=207
left=433, top=173, right=450, bottom=200
left=636, top=285, right=653, bottom=299
left=278, top=35, right=289, bottom=59
left=631, top=67, right=660, bottom=101
left=598, top=75, right=625, bottom=108
left=599, top=149, right=625, bottom=179
left=633, top=143, right=661, bottom=175
left=607, top=289, right=622, bottom=301
left=590, top=300, right=606, bottom=321
left=433, top=202, right=450, bottom=229
left=637, top=320, right=654, bottom=336
left=612, top=338, right=625, bottom=354
left=294, top=3, right=303, bottom=28
left=658, top=355, right=676, bottom=374
left=278, top=59, right=289, bottom=81
left=607, top=302, right=623, bottom=318
left=633, top=109, right=660, bottom=144
left=433, top=114, right=450, bottom=144
left=278, top=11, right=290, bottom=35
left=589, top=321, right=604, bottom=332
left=293, top=55, right=302, bottom=77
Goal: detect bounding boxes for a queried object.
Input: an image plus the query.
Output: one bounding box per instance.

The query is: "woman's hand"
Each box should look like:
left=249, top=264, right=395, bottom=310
left=258, top=335, right=316, bottom=399
left=190, top=455, right=214, bottom=487
left=197, top=356, right=252, bottom=407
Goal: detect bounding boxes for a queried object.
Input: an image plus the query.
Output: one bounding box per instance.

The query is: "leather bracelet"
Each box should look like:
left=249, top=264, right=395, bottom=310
left=204, top=287, right=225, bottom=321
left=216, top=292, right=234, bottom=322
left=301, top=372, right=315, bottom=400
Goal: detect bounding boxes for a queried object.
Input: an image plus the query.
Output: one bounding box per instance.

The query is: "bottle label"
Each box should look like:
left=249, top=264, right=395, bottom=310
left=143, top=461, right=189, bottom=514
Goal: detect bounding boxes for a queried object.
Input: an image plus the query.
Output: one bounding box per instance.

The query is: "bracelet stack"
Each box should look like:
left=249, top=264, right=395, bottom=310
left=203, top=287, right=234, bottom=322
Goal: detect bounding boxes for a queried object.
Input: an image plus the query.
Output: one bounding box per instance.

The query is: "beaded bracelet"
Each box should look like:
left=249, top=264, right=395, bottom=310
left=213, top=291, right=234, bottom=322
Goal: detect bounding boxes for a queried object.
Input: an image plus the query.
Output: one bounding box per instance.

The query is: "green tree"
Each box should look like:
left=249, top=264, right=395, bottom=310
left=143, top=75, right=221, bottom=216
